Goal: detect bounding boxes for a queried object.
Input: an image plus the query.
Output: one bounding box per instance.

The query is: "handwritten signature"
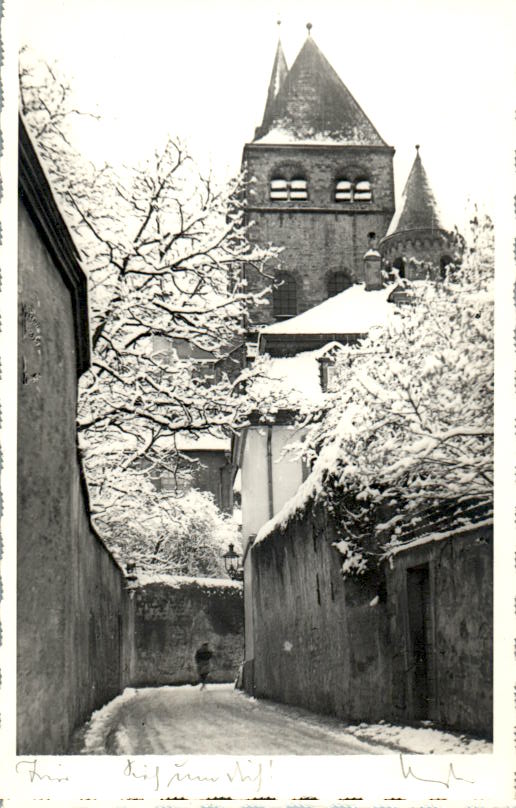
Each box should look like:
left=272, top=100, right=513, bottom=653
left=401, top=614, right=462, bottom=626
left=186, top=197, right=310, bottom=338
left=123, top=757, right=265, bottom=793
left=399, top=754, right=475, bottom=789
left=16, top=759, right=69, bottom=783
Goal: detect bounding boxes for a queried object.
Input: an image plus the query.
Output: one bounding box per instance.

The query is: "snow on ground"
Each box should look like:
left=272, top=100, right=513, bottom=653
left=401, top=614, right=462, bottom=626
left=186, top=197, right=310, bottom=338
left=345, top=721, right=490, bottom=755
left=77, top=683, right=491, bottom=756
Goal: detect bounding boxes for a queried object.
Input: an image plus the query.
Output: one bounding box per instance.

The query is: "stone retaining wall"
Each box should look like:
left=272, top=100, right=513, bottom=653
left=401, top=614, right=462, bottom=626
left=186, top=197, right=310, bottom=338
left=250, top=502, right=492, bottom=737
left=132, top=577, right=244, bottom=686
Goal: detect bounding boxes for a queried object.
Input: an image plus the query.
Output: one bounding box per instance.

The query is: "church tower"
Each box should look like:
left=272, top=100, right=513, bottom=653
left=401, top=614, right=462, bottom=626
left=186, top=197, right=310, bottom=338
left=242, top=25, right=395, bottom=330
left=380, top=145, right=455, bottom=279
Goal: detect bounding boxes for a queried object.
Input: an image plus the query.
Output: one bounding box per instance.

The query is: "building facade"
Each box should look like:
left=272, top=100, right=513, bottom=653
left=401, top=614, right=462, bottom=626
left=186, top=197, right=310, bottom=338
left=242, top=30, right=395, bottom=331
left=236, top=29, right=473, bottom=707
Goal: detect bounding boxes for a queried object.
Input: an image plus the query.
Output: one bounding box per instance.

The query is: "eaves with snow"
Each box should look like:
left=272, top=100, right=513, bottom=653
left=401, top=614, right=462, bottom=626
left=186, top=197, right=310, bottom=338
left=131, top=573, right=242, bottom=590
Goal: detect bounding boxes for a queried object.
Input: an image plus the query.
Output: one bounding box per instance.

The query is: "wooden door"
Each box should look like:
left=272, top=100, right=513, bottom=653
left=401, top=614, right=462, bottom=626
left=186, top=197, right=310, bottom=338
left=407, top=565, right=433, bottom=720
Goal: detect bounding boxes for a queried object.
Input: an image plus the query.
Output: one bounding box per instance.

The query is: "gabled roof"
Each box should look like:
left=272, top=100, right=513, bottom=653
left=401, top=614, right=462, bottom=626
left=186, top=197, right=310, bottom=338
left=385, top=146, right=445, bottom=237
left=259, top=38, right=289, bottom=134
left=261, top=284, right=395, bottom=337
left=254, top=34, right=387, bottom=147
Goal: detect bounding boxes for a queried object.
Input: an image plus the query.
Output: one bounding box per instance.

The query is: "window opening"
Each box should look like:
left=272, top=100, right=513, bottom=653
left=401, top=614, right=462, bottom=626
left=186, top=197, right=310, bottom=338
left=290, top=177, right=308, bottom=200
left=273, top=272, right=297, bottom=319
left=327, top=271, right=351, bottom=297
left=335, top=179, right=352, bottom=201
left=270, top=176, right=308, bottom=201
left=270, top=177, right=288, bottom=200
left=354, top=179, right=372, bottom=200
left=439, top=254, right=454, bottom=279
left=392, top=256, right=406, bottom=279
left=335, top=178, right=373, bottom=202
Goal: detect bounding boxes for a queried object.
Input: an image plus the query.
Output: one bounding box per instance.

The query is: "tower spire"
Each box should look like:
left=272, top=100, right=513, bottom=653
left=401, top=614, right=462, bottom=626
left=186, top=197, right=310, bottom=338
left=386, top=145, right=444, bottom=235
left=256, top=24, right=289, bottom=137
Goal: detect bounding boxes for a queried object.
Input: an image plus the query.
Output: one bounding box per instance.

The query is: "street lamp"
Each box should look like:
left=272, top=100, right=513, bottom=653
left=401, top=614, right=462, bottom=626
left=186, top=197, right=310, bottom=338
left=223, top=543, right=243, bottom=581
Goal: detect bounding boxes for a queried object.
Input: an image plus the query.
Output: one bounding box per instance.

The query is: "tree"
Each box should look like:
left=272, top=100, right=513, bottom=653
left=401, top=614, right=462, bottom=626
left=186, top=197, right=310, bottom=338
left=94, top=477, right=240, bottom=578
left=291, top=213, right=494, bottom=572
left=20, top=51, right=275, bottom=571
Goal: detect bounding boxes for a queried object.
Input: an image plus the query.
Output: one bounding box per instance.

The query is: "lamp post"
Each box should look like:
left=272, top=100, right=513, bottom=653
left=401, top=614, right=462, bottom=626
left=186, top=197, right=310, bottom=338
left=223, top=543, right=244, bottom=581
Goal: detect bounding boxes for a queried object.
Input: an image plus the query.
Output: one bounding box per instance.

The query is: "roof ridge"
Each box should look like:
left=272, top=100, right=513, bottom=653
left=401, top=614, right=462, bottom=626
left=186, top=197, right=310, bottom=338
left=254, top=34, right=388, bottom=147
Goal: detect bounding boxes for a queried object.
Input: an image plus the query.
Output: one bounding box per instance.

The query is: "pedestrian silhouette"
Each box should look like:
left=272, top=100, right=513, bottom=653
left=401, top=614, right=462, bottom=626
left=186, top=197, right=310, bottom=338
left=195, top=642, right=213, bottom=690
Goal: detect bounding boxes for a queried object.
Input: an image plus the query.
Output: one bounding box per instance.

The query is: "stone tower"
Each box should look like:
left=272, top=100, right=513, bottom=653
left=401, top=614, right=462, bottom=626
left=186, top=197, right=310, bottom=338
left=242, top=27, right=395, bottom=330
left=380, top=145, right=455, bottom=279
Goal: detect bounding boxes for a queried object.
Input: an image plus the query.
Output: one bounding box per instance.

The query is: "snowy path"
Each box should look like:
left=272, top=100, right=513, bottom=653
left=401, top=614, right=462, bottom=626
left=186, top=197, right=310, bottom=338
left=78, top=684, right=491, bottom=756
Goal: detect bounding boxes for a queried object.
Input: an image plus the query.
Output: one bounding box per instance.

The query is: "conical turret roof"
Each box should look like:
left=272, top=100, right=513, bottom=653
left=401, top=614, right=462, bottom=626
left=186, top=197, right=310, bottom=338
left=386, top=147, right=445, bottom=237
left=260, top=38, right=289, bottom=133
left=254, top=34, right=387, bottom=146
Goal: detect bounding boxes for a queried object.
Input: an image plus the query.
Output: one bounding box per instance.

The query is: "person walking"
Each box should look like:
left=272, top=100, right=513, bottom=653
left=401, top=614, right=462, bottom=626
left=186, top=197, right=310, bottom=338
left=195, top=642, right=213, bottom=690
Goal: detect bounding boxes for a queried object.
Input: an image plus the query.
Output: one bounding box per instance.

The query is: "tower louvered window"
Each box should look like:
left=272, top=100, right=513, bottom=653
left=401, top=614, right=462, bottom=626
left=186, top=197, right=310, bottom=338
left=290, top=178, right=308, bottom=200
left=335, top=178, right=372, bottom=202
left=273, top=272, right=297, bottom=319
left=335, top=179, right=352, bottom=201
left=354, top=179, right=372, bottom=200
left=270, top=178, right=288, bottom=200
left=270, top=176, right=308, bottom=201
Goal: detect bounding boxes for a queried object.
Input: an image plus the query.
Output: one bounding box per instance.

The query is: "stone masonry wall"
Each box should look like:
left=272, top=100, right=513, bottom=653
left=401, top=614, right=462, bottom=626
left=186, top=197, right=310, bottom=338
left=251, top=505, right=392, bottom=722
left=243, top=144, right=395, bottom=326
left=385, top=524, right=492, bottom=737
left=250, top=503, right=492, bottom=736
left=17, top=201, right=135, bottom=754
left=132, top=579, right=244, bottom=686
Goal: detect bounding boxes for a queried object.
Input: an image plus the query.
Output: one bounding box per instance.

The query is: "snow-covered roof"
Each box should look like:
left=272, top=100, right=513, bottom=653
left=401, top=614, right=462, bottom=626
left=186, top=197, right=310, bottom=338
left=82, top=431, right=230, bottom=454
left=172, top=435, right=230, bottom=452
left=253, top=350, right=324, bottom=402
left=260, top=284, right=396, bottom=337
left=381, top=518, right=493, bottom=560
left=248, top=343, right=347, bottom=410
left=253, top=35, right=387, bottom=147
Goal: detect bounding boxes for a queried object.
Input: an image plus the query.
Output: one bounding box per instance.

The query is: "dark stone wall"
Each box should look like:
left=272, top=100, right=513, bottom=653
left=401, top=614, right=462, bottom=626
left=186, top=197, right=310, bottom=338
left=17, top=201, right=135, bottom=754
left=385, top=525, right=492, bottom=736
left=132, top=580, right=244, bottom=686
left=243, top=144, right=395, bottom=326
left=250, top=504, right=492, bottom=736
left=251, top=506, right=391, bottom=722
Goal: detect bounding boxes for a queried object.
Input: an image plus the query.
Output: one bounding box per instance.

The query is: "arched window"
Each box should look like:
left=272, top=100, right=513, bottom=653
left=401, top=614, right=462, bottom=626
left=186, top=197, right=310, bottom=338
left=354, top=179, right=372, bottom=201
left=273, top=272, right=297, bottom=319
left=335, top=179, right=352, bottom=201
left=269, top=174, right=308, bottom=201
left=392, top=257, right=406, bottom=279
left=327, top=271, right=351, bottom=298
left=335, top=177, right=372, bottom=202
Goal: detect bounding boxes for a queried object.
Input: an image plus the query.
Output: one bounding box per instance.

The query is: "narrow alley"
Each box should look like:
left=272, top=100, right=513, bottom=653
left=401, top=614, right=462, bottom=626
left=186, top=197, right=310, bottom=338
left=77, top=684, right=491, bottom=756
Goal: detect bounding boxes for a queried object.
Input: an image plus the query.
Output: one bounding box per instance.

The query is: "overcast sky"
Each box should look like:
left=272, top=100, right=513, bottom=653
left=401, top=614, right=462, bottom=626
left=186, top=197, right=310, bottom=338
left=17, top=0, right=516, bottom=229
